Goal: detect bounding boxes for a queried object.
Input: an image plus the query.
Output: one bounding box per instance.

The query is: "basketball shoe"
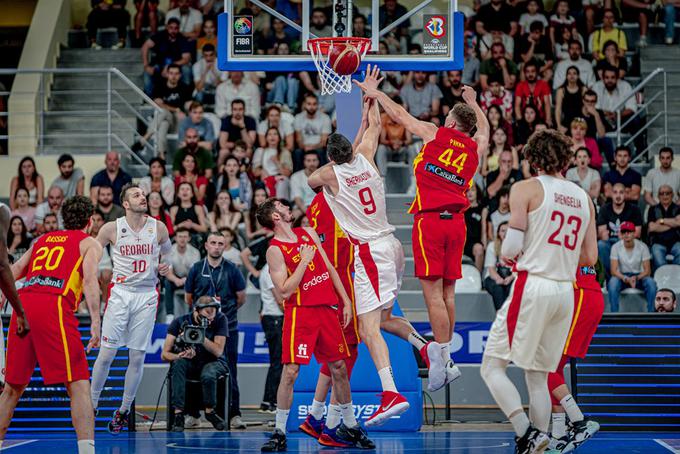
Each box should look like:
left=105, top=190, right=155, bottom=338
left=365, top=391, right=409, bottom=427
left=515, top=425, right=550, bottom=454
left=299, top=414, right=325, bottom=439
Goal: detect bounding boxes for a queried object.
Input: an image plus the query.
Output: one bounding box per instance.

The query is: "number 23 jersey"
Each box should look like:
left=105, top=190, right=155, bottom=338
left=111, top=216, right=160, bottom=289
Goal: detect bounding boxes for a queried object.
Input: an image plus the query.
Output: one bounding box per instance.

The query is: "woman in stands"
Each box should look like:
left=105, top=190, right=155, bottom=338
left=481, top=128, right=519, bottom=177
left=244, top=187, right=268, bottom=241
left=148, top=190, right=175, bottom=238
left=514, top=104, right=540, bottom=146
left=215, top=156, right=253, bottom=212
left=569, top=117, right=603, bottom=170
left=209, top=190, right=242, bottom=232
left=483, top=222, right=515, bottom=310
left=11, top=188, right=36, bottom=234
left=252, top=127, right=292, bottom=199
left=566, top=147, right=602, bottom=201
left=197, top=18, right=217, bottom=56
left=7, top=215, right=32, bottom=257
left=9, top=156, right=44, bottom=209
left=170, top=182, right=208, bottom=241
left=486, top=105, right=514, bottom=147
left=139, top=157, right=175, bottom=206
left=555, top=66, right=586, bottom=134
left=174, top=154, right=209, bottom=205
left=257, top=105, right=295, bottom=151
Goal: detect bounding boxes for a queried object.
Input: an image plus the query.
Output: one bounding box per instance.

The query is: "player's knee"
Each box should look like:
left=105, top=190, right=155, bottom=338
left=358, top=323, right=378, bottom=342
left=282, top=364, right=299, bottom=383
left=1, top=383, right=26, bottom=402
left=328, top=360, right=347, bottom=379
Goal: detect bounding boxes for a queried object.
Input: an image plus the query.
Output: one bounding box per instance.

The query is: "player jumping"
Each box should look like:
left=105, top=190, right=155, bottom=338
left=481, top=130, right=598, bottom=453
left=0, top=196, right=102, bottom=454
left=90, top=183, right=172, bottom=434
left=355, top=66, right=490, bottom=390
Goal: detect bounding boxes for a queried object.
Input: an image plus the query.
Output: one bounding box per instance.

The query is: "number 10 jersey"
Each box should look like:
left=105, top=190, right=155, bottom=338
left=111, top=216, right=160, bottom=290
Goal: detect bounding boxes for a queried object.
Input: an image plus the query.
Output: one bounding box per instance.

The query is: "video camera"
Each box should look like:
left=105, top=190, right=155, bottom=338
left=174, top=297, right=221, bottom=349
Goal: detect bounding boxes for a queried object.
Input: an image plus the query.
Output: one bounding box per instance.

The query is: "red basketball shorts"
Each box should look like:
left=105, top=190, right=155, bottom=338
left=5, top=293, right=89, bottom=386
left=563, top=286, right=605, bottom=358
left=320, top=343, right=359, bottom=378
left=412, top=212, right=466, bottom=280
left=282, top=305, right=350, bottom=365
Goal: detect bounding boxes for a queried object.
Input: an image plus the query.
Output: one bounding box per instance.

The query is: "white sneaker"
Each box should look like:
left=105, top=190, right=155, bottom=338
left=426, top=342, right=447, bottom=392
left=111, top=41, right=124, bottom=50
left=185, top=415, right=201, bottom=428
left=165, top=314, right=174, bottom=324
left=443, top=360, right=462, bottom=385
left=638, top=36, right=648, bottom=48
left=666, top=37, right=674, bottom=45
left=91, top=42, right=102, bottom=50
left=230, top=415, right=246, bottom=429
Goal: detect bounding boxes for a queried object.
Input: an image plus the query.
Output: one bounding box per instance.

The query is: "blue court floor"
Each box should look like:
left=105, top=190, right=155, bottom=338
left=2, top=431, right=679, bottom=453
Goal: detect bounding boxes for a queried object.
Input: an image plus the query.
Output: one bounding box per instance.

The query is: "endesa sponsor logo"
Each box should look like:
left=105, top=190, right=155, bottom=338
left=302, top=271, right=330, bottom=290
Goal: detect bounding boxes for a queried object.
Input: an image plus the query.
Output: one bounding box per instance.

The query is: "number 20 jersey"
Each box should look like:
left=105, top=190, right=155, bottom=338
left=516, top=175, right=591, bottom=281
left=110, top=216, right=160, bottom=289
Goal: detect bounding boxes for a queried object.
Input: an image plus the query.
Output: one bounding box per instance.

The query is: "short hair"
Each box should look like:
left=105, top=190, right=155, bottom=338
left=658, top=288, right=677, bottom=302
left=602, top=65, right=618, bottom=77
left=234, top=139, right=247, bottom=150
left=189, top=101, right=203, bottom=111
left=583, top=89, right=597, bottom=100
left=488, top=74, right=504, bottom=85
left=491, top=42, right=506, bottom=52
left=615, top=145, right=631, bottom=156
left=62, top=195, right=95, bottom=230
left=326, top=133, right=354, bottom=165
left=529, top=21, right=544, bottom=32
left=303, top=150, right=320, bottom=160
left=175, top=226, right=191, bottom=235
left=498, top=185, right=511, bottom=199
left=97, top=184, right=113, bottom=193
left=312, top=7, right=327, bottom=17
left=659, top=146, right=674, bottom=157
left=303, top=92, right=318, bottom=102
left=568, top=39, right=582, bottom=49
left=202, top=43, right=216, bottom=53
left=57, top=153, right=74, bottom=166
left=231, top=98, right=245, bottom=109
left=220, top=226, right=236, bottom=238
left=120, top=182, right=143, bottom=204
left=256, top=198, right=281, bottom=230
left=451, top=104, right=477, bottom=134
left=43, top=213, right=58, bottom=222
left=167, top=63, right=181, bottom=73
left=524, top=129, right=573, bottom=174
left=266, top=104, right=281, bottom=116
left=523, top=59, right=538, bottom=71
left=207, top=231, right=225, bottom=241
left=167, top=17, right=180, bottom=26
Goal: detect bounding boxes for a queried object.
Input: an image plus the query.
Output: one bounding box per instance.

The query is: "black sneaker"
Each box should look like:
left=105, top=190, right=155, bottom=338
left=515, top=425, right=550, bottom=454
left=107, top=410, right=129, bottom=435
left=131, top=140, right=145, bottom=153
left=563, top=419, right=599, bottom=452
left=172, top=412, right=185, bottom=432
left=335, top=423, right=376, bottom=449
left=205, top=411, right=226, bottom=431
left=261, top=429, right=287, bottom=452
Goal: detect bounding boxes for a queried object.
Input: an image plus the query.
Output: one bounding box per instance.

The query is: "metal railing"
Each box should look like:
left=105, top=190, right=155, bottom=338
left=0, top=68, right=162, bottom=164
left=611, top=67, right=668, bottom=163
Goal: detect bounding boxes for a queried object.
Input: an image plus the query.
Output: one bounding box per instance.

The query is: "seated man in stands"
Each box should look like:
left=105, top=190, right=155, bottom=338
left=141, top=18, right=192, bottom=95
left=178, top=102, right=216, bottom=151
left=588, top=9, right=627, bottom=60
left=655, top=288, right=677, bottom=312
left=166, top=0, right=203, bottom=41
left=87, top=0, right=130, bottom=50
left=608, top=222, right=657, bottom=312
left=602, top=146, right=642, bottom=202
left=644, top=147, right=680, bottom=207
left=647, top=184, right=680, bottom=269
left=192, top=44, right=226, bottom=105
left=173, top=128, right=216, bottom=180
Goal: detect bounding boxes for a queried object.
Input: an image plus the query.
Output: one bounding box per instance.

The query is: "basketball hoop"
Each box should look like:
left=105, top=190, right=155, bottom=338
left=308, top=37, right=371, bottom=95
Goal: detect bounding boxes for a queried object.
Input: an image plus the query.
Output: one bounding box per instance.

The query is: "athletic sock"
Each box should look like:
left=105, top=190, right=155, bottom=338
left=310, top=399, right=325, bottom=420
left=377, top=367, right=398, bottom=393
left=0, top=440, right=4, bottom=449
left=407, top=331, right=427, bottom=350
left=340, top=402, right=358, bottom=428
left=275, top=408, right=290, bottom=433
left=509, top=411, right=531, bottom=438
left=77, top=439, right=95, bottom=454
left=326, top=404, right=342, bottom=429
left=552, top=412, right=567, bottom=438
left=560, top=395, right=584, bottom=423
left=441, top=342, right=452, bottom=363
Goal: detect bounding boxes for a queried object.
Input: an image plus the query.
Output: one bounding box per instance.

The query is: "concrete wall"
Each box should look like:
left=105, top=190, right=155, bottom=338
left=0, top=0, right=38, bottom=27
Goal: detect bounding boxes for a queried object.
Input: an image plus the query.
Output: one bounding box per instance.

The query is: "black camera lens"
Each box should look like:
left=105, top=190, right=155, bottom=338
left=189, top=330, right=200, bottom=341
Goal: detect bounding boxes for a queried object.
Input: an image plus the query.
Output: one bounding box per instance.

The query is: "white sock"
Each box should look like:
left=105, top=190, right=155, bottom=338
left=77, top=439, right=95, bottom=454
left=378, top=367, right=398, bottom=393
left=326, top=404, right=342, bottom=429
left=120, top=349, right=146, bottom=413
left=560, top=395, right=584, bottom=423
left=310, top=399, right=325, bottom=420
left=407, top=331, right=427, bottom=350
left=510, top=412, right=531, bottom=438
left=0, top=440, right=4, bottom=449
left=441, top=342, right=451, bottom=363
left=275, top=408, right=290, bottom=432
left=90, top=346, right=118, bottom=408
left=340, top=402, right=358, bottom=428
left=552, top=412, right=567, bottom=438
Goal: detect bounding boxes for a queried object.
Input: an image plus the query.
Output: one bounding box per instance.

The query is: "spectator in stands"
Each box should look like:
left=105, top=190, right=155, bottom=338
left=570, top=118, right=603, bottom=170
left=215, top=71, right=261, bottom=120
left=221, top=227, right=243, bottom=266
left=608, top=221, right=657, bottom=312
left=464, top=183, right=487, bottom=272
left=260, top=18, right=297, bottom=55
left=662, top=0, right=679, bottom=45
left=87, top=0, right=129, bottom=50
left=482, top=129, right=517, bottom=178
left=90, top=151, right=132, bottom=206
left=462, top=40, right=481, bottom=88
left=603, top=146, right=642, bottom=201
left=215, top=156, right=252, bottom=212
left=310, top=8, right=332, bottom=37
left=192, top=44, right=226, bottom=104
left=554, top=23, right=584, bottom=62
left=480, top=77, right=514, bottom=122
left=258, top=262, right=283, bottom=413
left=244, top=187, right=269, bottom=241
left=147, top=190, right=174, bottom=237
left=400, top=71, right=443, bottom=125
left=178, top=102, right=215, bottom=151
left=647, top=184, right=680, bottom=269
left=487, top=185, right=512, bottom=240
left=167, top=0, right=203, bottom=41
left=253, top=128, right=293, bottom=199
left=139, top=157, right=175, bottom=206
left=480, top=43, right=518, bottom=91
left=597, top=183, right=643, bottom=275
left=548, top=0, right=577, bottom=49
left=517, top=23, right=555, bottom=82
left=552, top=40, right=596, bottom=89
left=163, top=227, right=201, bottom=323
left=588, top=9, right=627, bottom=60
left=290, top=151, right=319, bottom=214
left=293, top=93, right=331, bottom=169
left=580, top=89, right=612, bottom=141
left=479, top=25, right=514, bottom=61
left=258, top=105, right=294, bottom=151
left=133, top=0, right=159, bottom=46
left=475, top=0, right=518, bottom=36
left=379, top=0, right=411, bottom=42
left=10, top=156, right=44, bottom=209
left=514, top=60, right=553, bottom=126
left=375, top=97, right=415, bottom=176
left=566, top=147, right=602, bottom=200
left=263, top=46, right=300, bottom=111
left=622, top=0, right=659, bottom=48
left=11, top=188, right=36, bottom=234
left=484, top=222, right=514, bottom=310
left=644, top=147, right=680, bottom=206
left=514, top=104, right=540, bottom=146
left=440, top=71, right=465, bottom=115
left=35, top=185, right=64, bottom=233
left=655, top=289, right=677, bottom=312
left=175, top=154, right=208, bottom=204
left=209, top=190, right=242, bottom=232
left=218, top=99, right=257, bottom=166
left=96, top=184, right=125, bottom=223
left=486, top=105, right=514, bottom=146
left=174, top=127, right=216, bottom=180
left=51, top=154, right=84, bottom=198
left=171, top=182, right=209, bottom=237
left=7, top=216, right=32, bottom=258
left=555, top=67, right=586, bottom=134
left=486, top=149, right=522, bottom=210
left=519, top=0, right=548, bottom=35
left=40, top=213, right=60, bottom=234
left=595, top=41, right=628, bottom=80
left=197, top=18, right=217, bottom=56
left=141, top=18, right=192, bottom=95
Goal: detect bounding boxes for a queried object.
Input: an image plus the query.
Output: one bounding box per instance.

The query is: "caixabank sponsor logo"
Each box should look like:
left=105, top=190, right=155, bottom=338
left=424, top=162, right=465, bottom=186
left=297, top=404, right=402, bottom=420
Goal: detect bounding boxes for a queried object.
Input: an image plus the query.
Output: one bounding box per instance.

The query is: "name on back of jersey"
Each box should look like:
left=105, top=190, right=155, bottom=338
left=554, top=192, right=583, bottom=209
left=345, top=171, right=371, bottom=187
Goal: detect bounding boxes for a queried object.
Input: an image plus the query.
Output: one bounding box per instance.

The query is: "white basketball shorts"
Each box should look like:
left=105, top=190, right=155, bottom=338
left=483, top=271, right=574, bottom=372
left=101, top=285, right=158, bottom=351
left=352, top=234, right=405, bottom=315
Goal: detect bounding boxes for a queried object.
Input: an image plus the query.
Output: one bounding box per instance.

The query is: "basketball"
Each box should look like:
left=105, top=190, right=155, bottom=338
left=328, top=43, right=361, bottom=75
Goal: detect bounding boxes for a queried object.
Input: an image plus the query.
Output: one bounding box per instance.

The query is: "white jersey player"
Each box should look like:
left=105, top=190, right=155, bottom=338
left=481, top=130, right=598, bottom=453
left=308, top=88, right=441, bottom=427
left=91, top=183, right=172, bottom=434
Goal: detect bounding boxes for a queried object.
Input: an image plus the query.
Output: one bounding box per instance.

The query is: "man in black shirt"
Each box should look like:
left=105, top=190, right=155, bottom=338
left=141, top=17, right=192, bottom=95
left=475, top=0, right=518, bottom=36
left=218, top=99, right=257, bottom=168
left=647, top=184, right=680, bottom=269
left=440, top=70, right=465, bottom=119
left=162, top=296, right=229, bottom=432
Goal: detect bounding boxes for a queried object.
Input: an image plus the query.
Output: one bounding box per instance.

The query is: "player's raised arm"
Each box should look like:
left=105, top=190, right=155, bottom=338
left=352, top=97, right=371, bottom=151
left=0, top=206, right=28, bottom=336
left=354, top=64, right=438, bottom=143
left=461, top=85, right=490, bottom=161
left=355, top=96, right=382, bottom=164
left=579, top=197, right=598, bottom=267
left=96, top=220, right=116, bottom=248
left=266, top=245, right=314, bottom=300
left=81, top=236, right=103, bottom=352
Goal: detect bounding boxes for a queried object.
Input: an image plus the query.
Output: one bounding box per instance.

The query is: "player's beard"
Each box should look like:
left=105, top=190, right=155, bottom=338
left=128, top=204, right=147, bottom=214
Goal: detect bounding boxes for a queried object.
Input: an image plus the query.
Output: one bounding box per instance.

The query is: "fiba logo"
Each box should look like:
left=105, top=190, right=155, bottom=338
left=234, top=17, right=252, bottom=35
left=425, top=16, right=446, bottom=38
left=297, top=343, right=308, bottom=358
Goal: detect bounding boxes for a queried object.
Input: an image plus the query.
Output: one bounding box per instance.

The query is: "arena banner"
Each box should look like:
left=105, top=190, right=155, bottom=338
left=144, top=321, right=493, bottom=365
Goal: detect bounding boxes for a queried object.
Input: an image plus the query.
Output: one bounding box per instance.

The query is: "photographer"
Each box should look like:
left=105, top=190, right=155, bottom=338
left=162, top=296, right=228, bottom=432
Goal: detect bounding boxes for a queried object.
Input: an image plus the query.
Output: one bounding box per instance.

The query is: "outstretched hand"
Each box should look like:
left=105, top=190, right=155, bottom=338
left=461, top=85, right=478, bottom=105
left=353, top=64, right=384, bottom=98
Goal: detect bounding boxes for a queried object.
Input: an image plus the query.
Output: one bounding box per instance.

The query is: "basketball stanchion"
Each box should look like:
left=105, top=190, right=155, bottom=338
left=307, top=37, right=371, bottom=95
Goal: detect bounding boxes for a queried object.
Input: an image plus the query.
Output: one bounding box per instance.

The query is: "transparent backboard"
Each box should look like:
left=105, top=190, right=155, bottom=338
left=217, top=0, right=464, bottom=72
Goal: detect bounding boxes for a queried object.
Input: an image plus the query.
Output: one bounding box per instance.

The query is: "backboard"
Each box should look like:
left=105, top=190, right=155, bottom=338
left=217, top=0, right=464, bottom=72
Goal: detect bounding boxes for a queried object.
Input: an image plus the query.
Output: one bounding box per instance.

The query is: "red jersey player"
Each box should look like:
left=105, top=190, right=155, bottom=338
left=356, top=68, right=489, bottom=389
left=547, top=265, right=604, bottom=452
left=258, top=198, right=374, bottom=451
left=299, top=191, right=361, bottom=440
left=0, top=196, right=103, bottom=454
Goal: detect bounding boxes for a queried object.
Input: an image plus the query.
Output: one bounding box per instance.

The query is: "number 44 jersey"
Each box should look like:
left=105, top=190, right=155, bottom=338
left=111, top=216, right=160, bottom=290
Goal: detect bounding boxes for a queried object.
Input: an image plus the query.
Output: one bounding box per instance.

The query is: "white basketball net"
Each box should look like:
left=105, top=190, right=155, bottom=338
left=308, top=38, right=371, bottom=96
